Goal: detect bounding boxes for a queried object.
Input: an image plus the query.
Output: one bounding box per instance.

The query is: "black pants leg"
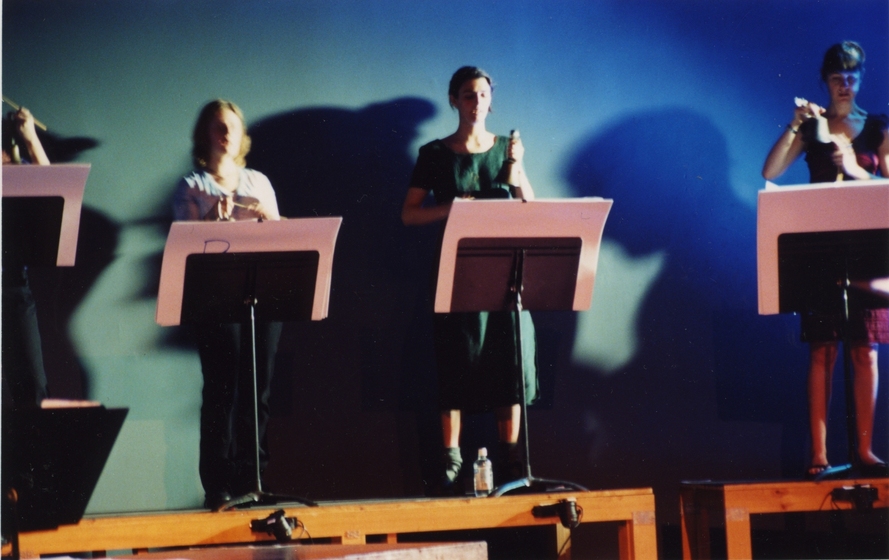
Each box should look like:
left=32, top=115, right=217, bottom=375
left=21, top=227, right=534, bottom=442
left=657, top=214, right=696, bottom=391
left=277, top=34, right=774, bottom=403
left=1, top=282, right=48, bottom=409
left=194, top=323, right=240, bottom=497
left=194, top=321, right=282, bottom=497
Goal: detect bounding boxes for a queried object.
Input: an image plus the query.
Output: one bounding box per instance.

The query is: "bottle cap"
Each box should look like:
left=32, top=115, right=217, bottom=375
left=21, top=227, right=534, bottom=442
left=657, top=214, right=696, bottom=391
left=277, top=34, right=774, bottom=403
left=478, top=447, right=487, bottom=457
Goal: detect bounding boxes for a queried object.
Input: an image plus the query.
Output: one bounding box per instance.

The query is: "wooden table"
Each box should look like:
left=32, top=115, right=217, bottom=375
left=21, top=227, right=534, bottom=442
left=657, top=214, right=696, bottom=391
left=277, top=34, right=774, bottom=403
left=680, top=478, right=889, bottom=559
left=112, top=541, right=488, bottom=559
left=8, top=488, right=656, bottom=560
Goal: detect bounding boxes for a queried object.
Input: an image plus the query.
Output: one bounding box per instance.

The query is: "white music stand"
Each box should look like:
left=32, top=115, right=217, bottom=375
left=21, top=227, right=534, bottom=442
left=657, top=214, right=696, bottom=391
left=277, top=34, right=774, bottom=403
left=156, top=217, right=341, bottom=509
left=757, top=180, right=889, bottom=479
left=757, top=179, right=889, bottom=315
left=157, top=218, right=341, bottom=326
left=2, top=164, right=90, bottom=266
left=436, top=198, right=612, bottom=496
left=436, top=198, right=611, bottom=314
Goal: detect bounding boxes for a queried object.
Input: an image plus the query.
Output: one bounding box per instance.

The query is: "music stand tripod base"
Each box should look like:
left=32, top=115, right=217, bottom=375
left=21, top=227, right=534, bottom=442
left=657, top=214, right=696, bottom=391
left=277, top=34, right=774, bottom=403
left=492, top=477, right=588, bottom=497
left=218, top=491, right=317, bottom=512
left=812, top=464, right=854, bottom=482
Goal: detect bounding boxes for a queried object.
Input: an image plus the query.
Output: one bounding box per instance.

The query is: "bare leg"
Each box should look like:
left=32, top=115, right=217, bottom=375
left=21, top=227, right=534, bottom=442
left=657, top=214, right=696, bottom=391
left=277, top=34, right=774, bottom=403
left=442, top=409, right=461, bottom=448
left=495, top=404, right=524, bottom=482
left=496, top=404, right=521, bottom=443
left=808, top=342, right=838, bottom=470
left=851, top=343, right=882, bottom=465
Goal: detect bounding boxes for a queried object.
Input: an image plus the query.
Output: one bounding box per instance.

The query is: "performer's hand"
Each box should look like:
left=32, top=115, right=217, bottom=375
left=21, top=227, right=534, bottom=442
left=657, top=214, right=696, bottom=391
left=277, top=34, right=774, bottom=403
left=13, top=107, right=40, bottom=143
left=217, top=195, right=235, bottom=220
left=791, top=98, right=825, bottom=129
left=507, top=136, right=524, bottom=165
left=831, top=134, right=869, bottom=180
left=830, top=137, right=852, bottom=168
left=242, top=199, right=276, bottom=221
left=227, top=196, right=277, bottom=221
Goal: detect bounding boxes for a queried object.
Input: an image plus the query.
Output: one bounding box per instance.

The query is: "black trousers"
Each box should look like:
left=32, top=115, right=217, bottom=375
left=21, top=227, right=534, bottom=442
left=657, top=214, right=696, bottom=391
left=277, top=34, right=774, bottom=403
left=2, top=276, right=48, bottom=409
left=193, top=320, right=282, bottom=496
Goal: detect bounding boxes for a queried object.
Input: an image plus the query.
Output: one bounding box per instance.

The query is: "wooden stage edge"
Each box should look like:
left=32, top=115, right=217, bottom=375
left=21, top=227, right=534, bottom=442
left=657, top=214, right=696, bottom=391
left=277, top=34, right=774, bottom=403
left=10, top=488, right=657, bottom=560
left=680, top=477, right=889, bottom=560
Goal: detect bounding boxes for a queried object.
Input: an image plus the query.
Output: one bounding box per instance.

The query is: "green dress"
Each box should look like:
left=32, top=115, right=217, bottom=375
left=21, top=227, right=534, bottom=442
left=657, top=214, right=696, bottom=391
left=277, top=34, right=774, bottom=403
left=409, top=136, right=538, bottom=412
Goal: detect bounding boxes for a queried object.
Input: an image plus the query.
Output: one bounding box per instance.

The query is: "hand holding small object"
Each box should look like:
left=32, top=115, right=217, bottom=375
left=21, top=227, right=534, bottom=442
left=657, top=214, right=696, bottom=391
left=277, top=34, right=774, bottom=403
left=3, top=101, right=50, bottom=164
left=13, top=108, right=41, bottom=141
left=829, top=132, right=870, bottom=181
left=792, top=97, right=826, bottom=120
left=217, top=195, right=235, bottom=220
left=212, top=195, right=277, bottom=221
left=506, top=130, right=524, bottom=164
left=3, top=96, right=47, bottom=130
left=791, top=97, right=832, bottom=142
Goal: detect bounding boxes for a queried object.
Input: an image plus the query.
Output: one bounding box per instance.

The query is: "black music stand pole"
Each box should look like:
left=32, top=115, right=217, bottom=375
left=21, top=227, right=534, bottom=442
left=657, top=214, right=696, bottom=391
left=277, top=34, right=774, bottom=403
left=491, top=248, right=587, bottom=497
left=815, top=256, right=871, bottom=481
left=833, top=269, right=858, bottom=478
left=219, top=295, right=315, bottom=510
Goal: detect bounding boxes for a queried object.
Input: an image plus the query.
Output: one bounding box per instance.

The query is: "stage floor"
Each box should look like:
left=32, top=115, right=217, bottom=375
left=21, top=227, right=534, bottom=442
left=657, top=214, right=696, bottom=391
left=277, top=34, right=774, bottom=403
left=7, top=488, right=657, bottom=559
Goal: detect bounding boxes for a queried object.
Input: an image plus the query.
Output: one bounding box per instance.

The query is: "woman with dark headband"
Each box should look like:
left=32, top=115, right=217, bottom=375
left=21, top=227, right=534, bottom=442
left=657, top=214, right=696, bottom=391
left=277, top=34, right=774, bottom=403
left=763, top=42, right=888, bottom=479
left=402, top=67, right=537, bottom=493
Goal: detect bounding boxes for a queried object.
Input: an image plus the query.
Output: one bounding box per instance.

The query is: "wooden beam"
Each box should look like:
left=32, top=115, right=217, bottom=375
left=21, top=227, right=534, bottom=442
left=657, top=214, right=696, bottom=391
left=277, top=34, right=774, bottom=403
left=680, top=477, right=889, bottom=560
left=10, top=489, right=656, bottom=559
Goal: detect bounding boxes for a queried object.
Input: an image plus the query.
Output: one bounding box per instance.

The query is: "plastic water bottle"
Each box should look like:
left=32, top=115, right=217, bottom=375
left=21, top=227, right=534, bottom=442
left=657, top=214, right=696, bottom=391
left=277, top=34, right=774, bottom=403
left=473, top=447, right=493, bottom=497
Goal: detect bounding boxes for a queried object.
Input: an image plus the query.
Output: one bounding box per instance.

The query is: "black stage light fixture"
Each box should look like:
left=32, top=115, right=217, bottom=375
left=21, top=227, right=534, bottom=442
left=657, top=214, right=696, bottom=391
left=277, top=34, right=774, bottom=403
left=532, top=497, right=583, bottom=529
left=250, top=509, right=297, bottom=542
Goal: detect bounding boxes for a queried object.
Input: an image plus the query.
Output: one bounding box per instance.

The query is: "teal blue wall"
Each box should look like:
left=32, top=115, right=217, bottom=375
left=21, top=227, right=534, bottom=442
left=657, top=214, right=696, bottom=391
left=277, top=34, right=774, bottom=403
left=3, top=0, right=887, bottom=524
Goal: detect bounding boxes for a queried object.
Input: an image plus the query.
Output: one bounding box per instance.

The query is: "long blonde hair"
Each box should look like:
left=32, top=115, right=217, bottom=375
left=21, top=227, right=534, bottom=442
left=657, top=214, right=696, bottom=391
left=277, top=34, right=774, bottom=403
left=191, top=99, right=252, bottom=169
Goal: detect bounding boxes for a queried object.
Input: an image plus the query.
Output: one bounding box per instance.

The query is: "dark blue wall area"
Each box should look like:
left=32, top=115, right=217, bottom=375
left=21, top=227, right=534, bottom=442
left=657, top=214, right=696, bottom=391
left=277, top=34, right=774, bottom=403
left=3, top=1, right=886, bottom=528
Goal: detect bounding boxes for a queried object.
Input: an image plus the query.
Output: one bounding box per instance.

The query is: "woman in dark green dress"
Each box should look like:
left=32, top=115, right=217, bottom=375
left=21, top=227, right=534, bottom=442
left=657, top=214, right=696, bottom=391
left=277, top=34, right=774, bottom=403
left=402, top=67, right=538, bottom=491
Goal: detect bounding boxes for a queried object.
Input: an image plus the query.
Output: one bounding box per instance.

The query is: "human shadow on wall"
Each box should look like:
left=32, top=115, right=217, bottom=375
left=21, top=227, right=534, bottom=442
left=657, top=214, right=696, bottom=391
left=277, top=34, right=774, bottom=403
left=21, top=134, right=120, bottom=402
left=28, top=208, right=119, bottom=400
left=246, top=97, right=442, bottom=499
left=136, top=164, right=193, bottom=350
left=532, top=108, right=808, bottom=524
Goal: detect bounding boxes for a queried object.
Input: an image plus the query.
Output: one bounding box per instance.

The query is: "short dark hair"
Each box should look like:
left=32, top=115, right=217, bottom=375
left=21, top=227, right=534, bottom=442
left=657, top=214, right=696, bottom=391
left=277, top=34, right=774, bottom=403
left=448, top=66, right=494, bottom=101
left=820, top=41, right=865, bottom=82
left=191, top=99, right=251, bottom=169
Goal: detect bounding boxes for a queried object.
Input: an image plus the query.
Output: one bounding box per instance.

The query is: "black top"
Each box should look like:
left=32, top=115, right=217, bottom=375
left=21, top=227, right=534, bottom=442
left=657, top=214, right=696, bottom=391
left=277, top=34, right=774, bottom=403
left=802, top=113, right=888, bottom=183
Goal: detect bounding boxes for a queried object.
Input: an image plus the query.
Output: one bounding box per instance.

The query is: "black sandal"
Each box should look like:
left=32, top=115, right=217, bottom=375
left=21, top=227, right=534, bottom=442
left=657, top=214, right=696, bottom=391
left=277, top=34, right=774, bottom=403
left=860, top=462, right=889, bottom=478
